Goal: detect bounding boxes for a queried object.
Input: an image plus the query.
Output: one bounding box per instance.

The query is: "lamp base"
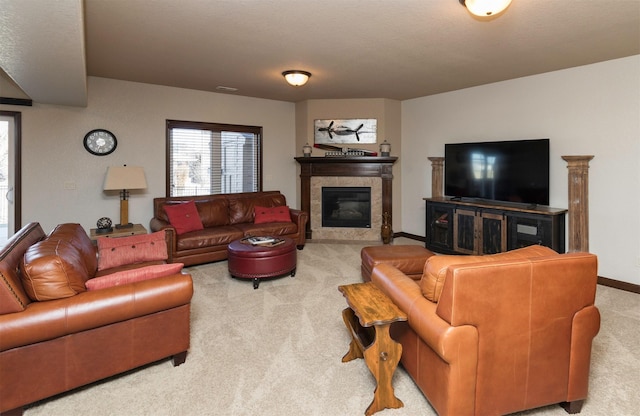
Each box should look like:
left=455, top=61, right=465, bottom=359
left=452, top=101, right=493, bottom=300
left=115, top=223, right=134, bottom=229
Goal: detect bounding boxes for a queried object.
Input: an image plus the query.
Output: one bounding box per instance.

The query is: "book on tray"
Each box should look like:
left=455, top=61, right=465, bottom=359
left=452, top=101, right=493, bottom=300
left=245, top=236, right=283, bottom=246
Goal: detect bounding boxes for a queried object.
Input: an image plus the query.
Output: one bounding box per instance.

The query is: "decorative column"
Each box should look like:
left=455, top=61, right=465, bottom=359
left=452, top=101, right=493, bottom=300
left=562, top=155, right=594, bottom=252
left=428, top=157, right=445, bottom=198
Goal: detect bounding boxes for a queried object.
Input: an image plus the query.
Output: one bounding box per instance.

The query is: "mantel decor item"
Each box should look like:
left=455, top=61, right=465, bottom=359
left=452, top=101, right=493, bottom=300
left=380, top=140, right=391, bottom=157
left=314, top=119, right=377, bottom=144
left=103, top=165, right=147, bottom=229
left=302, top=143, right=312, bottom=157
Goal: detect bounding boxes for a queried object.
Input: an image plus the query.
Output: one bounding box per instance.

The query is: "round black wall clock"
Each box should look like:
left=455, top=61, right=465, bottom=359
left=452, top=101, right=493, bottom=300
left=83, top=129, right=117, bottom=156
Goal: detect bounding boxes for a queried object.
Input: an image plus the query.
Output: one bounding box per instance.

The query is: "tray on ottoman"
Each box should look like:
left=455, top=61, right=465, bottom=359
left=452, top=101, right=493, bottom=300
left=227, top=237, right=297, bottom=289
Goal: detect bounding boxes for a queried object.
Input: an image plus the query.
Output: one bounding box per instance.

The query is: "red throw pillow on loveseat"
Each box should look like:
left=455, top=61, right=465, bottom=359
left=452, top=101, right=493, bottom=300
left=254, top=205, right=291, bottom=224
left=163, top=200, right=205, bottom=235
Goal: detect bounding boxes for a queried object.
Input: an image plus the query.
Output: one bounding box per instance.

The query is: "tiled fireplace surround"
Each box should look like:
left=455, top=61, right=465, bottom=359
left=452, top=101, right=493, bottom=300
left=295, top=157, right=398, bottom=241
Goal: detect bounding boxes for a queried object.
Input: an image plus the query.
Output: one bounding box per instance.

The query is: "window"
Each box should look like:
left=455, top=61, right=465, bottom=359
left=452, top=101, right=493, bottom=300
left=166, top=120, right=262, bottom=197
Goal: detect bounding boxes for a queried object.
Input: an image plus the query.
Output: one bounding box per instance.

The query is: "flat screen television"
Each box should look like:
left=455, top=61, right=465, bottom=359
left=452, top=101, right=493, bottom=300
left=444, top=138, right=550, bottom=206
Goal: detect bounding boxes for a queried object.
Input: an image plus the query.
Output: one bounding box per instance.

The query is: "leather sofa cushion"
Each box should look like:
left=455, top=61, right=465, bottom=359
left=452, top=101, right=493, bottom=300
left=420, top=245, right=558, bottom=302
left=86, top=263, right=184, bottom=290
left=46, top=223, right=98, bottom=277
left=235, top=221, right=298, bottom=237
left=21, top=240, right=88, bottom=301
left=197, top=199, right=230, bottom=227
left=176, top=226, right=244, bottom=250
left=97, top=231, right=168, bottom=271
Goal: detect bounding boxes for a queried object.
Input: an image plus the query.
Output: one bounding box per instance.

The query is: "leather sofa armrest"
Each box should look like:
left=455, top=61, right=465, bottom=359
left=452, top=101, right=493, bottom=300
left=0, top=273, right=193, bottom=352
left=289, top=208, right=308, bottom=245
left=149, top=218, right=177, bottom=263
left=371, top=263, right=479, bottom=364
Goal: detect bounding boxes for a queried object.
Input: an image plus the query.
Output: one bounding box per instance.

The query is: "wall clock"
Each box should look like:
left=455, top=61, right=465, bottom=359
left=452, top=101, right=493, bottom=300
left=83, top=129, right=117, bottom=156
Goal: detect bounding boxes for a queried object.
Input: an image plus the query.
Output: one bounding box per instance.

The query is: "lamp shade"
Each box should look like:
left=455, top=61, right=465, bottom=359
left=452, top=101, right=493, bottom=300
left=103, top=166, right=147, bottom=190
left=283, top=70, right=311, bottom=87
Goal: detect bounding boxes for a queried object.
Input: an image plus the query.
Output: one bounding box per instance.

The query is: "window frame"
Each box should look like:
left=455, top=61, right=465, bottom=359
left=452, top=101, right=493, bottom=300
left=165, top=119, right=263, bottom=197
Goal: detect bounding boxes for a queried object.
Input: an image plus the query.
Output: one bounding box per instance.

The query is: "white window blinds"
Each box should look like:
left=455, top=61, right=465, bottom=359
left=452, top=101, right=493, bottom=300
left=167, top=120, right=262, bottom=197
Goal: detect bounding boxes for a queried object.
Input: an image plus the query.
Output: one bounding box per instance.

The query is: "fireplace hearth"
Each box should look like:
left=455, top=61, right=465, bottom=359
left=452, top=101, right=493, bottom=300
left=322, top=187, right=371, bottom=228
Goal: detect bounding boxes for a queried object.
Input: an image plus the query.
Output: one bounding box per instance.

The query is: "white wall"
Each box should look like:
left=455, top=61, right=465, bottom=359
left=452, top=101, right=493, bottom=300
left=401, top=55, right=640, bottom=285
left=2, top=76, right=296, bottom=234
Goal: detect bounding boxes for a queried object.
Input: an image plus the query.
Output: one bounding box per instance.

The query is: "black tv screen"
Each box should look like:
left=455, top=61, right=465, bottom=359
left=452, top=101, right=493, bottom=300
left=444, top=139, right=550, bottom=206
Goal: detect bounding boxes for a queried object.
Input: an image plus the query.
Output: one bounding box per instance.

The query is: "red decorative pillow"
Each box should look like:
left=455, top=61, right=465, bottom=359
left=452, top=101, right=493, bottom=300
left=86, top=263, right=184, bottom=291
left=97, top=230, right=168, bottom=271
left=254, top=205, right=291, bottom=224
left=163, top=201, right=204, bottom=235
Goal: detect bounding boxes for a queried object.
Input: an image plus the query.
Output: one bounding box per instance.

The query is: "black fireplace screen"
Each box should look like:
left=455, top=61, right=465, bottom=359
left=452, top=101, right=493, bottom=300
left=322, top=187, right=371, bottom=228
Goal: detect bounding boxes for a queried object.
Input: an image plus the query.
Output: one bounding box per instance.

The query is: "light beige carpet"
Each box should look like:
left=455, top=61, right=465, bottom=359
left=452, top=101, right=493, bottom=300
left=25, top=239, right=640, bottom=415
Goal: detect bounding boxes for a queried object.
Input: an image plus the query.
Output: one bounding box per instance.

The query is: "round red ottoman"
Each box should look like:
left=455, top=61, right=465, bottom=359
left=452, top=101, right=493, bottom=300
left=227, top=237, right=297, bottom=289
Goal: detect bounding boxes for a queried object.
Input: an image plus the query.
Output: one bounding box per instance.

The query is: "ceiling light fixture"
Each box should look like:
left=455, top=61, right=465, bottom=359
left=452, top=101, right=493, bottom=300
left=282, top=70, right=311, bottom=87
left=459, top=0, right=512, bottom=17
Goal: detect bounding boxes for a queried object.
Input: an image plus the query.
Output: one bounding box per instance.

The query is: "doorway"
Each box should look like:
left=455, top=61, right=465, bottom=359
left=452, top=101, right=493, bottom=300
left=0, top=111, right=21, bottom=245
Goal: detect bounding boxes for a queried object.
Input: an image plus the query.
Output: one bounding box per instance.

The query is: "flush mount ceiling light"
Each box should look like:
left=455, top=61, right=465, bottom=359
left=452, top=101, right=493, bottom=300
left=282, top=70, right=311, bottom=87
left=460, top=0, right=512, bottom=17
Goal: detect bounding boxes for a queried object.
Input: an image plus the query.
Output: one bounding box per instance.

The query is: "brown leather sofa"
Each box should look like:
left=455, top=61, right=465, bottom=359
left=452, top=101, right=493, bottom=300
left=0, top=223, right=193, bottom=416
left=370, top=245, right=600, bottom=416
left=150, top=191, right=308, bottom=266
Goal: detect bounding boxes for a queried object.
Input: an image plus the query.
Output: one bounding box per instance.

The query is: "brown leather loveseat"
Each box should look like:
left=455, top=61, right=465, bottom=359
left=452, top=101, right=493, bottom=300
left=0, top=223, right=193, bottom=416
left=370, top=245, right=600, bottom=416
left=150, top=191, right=308, bottom=266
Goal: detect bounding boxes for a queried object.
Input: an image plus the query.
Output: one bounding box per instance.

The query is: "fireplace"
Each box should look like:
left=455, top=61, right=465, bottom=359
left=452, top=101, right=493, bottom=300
left=322, top=187, right=371, bottom=228
left=295, top=156, right=397, bottom=241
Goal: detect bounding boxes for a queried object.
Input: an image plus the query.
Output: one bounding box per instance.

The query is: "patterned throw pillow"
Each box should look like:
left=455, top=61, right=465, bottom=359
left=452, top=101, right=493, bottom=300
left=254, top=206, right=291, bottom=224
left=86, top=263, right=184, bottom=291
left=163, top=200, right=204, bottom=235
left=97, top=230, right=168, bottom=271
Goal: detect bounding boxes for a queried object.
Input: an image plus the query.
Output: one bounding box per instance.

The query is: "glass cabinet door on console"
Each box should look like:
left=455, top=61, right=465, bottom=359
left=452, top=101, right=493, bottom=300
left=479, top=211, right=507, bottom=254
left=454, top=208, right=506, bottom=255
left=453, top=208, right=477, bottom=254
left=425, top=202, right=454, bottom=253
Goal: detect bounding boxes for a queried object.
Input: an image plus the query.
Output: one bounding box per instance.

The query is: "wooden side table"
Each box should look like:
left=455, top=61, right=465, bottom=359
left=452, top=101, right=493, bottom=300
left=90, top=224, right=147, bottom=243
left=338, top=282, right=407, bottom=416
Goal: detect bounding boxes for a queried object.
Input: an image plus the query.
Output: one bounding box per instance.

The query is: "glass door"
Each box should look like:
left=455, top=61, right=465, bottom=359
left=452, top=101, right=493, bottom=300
left=0, top=111, right=20, bottom=245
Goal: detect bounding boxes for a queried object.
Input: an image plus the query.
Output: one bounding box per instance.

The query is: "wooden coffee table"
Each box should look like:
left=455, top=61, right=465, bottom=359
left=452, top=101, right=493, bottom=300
left=338, top=282, right=407, bottom=416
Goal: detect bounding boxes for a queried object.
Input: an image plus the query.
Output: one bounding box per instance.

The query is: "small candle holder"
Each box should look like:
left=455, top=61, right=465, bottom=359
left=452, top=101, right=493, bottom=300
left=380, top=140, right=391, bottom=157
left=303, top=142, right=312, bottom=157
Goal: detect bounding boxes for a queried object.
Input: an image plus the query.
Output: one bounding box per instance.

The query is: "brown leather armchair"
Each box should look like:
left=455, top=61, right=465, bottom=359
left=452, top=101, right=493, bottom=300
left=370, top=245, right=600, bottom=415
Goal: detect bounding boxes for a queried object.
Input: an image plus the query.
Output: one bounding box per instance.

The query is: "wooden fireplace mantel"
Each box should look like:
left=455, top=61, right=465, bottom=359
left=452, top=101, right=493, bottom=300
left=295, top=157, right=398, bottom=239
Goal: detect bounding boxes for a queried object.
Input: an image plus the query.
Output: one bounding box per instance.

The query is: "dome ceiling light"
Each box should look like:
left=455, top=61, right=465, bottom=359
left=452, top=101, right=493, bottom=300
left=282, top=70, right=311, bottom=87
left=459, top=0, right=512, bottom=17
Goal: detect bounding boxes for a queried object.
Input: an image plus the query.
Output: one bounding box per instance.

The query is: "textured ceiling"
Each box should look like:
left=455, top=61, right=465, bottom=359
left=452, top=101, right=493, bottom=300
left=1, top=0, right=639, bottom=106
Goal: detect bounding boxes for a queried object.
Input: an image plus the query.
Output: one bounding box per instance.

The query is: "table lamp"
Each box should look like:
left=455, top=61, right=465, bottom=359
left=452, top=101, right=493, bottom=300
left=103, top=165, right=147, bottom=229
